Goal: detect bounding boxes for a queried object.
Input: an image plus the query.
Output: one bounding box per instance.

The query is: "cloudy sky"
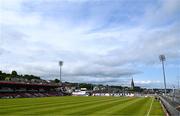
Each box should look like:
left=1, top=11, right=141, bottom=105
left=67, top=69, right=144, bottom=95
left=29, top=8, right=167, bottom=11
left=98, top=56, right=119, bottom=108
left=0, top=0, right=180, bottom=88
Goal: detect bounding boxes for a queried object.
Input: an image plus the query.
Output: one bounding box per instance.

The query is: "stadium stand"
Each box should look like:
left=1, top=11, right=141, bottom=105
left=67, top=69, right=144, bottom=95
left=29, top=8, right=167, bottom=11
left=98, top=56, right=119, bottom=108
left=0, top=81, right=66, bottom=98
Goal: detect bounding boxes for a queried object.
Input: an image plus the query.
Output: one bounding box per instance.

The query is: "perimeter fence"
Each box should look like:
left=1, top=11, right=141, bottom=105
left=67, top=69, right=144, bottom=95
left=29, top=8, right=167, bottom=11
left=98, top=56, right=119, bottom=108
left=159, top=89, right=180, bottom=116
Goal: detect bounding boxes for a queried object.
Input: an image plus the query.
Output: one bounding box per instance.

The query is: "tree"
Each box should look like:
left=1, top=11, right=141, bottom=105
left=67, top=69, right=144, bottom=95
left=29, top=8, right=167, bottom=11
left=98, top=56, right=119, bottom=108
left=54, top=79, right=60, bottom=83
left=0, top=76, right=4, bottom=80
left=5, top=77, right=11, bottom=81
left=0, top=71, right=3, bottom=80
left=11, top=70, right=18, bottom=77
left=23, top=74, right=40, bottom=80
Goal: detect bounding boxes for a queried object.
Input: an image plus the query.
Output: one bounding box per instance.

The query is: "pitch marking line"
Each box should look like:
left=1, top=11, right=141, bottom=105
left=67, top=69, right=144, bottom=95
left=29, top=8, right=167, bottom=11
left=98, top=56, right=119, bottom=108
left=146, top=97, right=154, bottom=116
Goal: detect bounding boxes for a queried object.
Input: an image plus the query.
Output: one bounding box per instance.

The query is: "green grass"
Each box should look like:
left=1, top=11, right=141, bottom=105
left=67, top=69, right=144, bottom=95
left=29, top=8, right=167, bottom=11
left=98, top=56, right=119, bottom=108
left=0, top=96, right=164, bottom=116
left=150, top=99, right=165, bottom=116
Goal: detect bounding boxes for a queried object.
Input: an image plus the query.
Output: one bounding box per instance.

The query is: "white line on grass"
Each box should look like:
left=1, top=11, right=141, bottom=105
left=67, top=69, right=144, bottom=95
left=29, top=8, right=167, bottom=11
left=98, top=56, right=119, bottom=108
left=146, top=97, right=154, bottom=116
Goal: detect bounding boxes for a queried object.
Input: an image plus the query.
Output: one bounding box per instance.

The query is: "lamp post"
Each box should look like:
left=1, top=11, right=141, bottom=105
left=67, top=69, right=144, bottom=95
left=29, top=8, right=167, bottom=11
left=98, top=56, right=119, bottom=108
left=159, top=55, right=167, bottom=95
left=59, top=61, right=63, bottom=84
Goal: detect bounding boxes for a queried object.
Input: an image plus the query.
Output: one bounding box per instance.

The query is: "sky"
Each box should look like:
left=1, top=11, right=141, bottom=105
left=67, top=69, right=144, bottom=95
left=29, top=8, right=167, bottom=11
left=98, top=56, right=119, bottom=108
left=0, top=0, right=180, bottom=88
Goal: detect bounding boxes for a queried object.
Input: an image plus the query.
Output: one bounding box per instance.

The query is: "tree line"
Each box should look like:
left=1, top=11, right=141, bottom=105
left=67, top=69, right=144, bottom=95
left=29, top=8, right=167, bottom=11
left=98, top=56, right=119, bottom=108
left=0, top=70, right=41, bottom=81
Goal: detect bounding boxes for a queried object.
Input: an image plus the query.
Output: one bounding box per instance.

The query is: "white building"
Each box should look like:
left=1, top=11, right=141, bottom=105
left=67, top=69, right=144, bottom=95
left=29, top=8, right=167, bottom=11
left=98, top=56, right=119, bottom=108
left=72, top=88, right=89, bottom=96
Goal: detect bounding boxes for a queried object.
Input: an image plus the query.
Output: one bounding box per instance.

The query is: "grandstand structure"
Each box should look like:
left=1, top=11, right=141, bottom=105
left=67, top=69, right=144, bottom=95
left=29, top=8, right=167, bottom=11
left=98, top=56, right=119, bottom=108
left=0, top=81, right=66, bottom=98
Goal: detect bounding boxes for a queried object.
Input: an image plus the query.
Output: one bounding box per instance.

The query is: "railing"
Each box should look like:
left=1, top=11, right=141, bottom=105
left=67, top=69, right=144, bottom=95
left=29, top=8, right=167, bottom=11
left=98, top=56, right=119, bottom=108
left=159, top=95, right=180, bottom=116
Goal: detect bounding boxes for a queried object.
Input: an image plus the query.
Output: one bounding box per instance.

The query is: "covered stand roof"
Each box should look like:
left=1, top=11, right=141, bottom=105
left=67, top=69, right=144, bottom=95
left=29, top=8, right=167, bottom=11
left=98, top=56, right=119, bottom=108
left=0, top=81, right=61, bottom=89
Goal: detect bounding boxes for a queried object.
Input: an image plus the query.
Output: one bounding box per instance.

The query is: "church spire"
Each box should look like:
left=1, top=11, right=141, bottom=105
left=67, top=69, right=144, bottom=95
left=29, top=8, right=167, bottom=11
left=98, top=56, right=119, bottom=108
left=131, top=78, right=135, bottom=89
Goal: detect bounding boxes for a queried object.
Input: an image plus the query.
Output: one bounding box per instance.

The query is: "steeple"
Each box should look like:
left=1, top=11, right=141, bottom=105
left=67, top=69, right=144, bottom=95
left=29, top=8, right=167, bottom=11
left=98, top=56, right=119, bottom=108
left=131, top=78, right=135, bottom=89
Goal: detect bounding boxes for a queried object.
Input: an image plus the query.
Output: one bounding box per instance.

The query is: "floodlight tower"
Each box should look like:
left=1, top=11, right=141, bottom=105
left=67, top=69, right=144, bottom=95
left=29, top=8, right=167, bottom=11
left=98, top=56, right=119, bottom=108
left=172, top=85, right=175, bottom=102
left=59, top=61, right=63, bottom=83
left=178, top=65, right=180, bottom=89
left=159, top=54, right=167, bottom=95
left=178, top=76, right=180, bottom=89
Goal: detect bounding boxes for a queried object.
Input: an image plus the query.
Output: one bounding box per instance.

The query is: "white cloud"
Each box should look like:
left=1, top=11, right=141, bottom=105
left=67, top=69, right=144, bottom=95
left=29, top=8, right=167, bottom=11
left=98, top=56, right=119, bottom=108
left=135, top=80, right=161, bottom=84
left=142, top=0, right=180, bottom=27
left=0, top=0, right=179, bottom=87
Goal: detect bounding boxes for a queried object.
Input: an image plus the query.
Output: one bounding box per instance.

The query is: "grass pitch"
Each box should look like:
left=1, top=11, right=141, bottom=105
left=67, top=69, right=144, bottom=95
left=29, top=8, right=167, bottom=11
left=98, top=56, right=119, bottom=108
left=0, top=96, right=164, bottom=116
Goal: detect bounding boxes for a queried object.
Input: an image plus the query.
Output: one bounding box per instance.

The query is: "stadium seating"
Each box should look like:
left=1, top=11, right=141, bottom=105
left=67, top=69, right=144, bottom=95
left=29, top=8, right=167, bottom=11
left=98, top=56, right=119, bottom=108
left=0, top=81, right=66, bottom=98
